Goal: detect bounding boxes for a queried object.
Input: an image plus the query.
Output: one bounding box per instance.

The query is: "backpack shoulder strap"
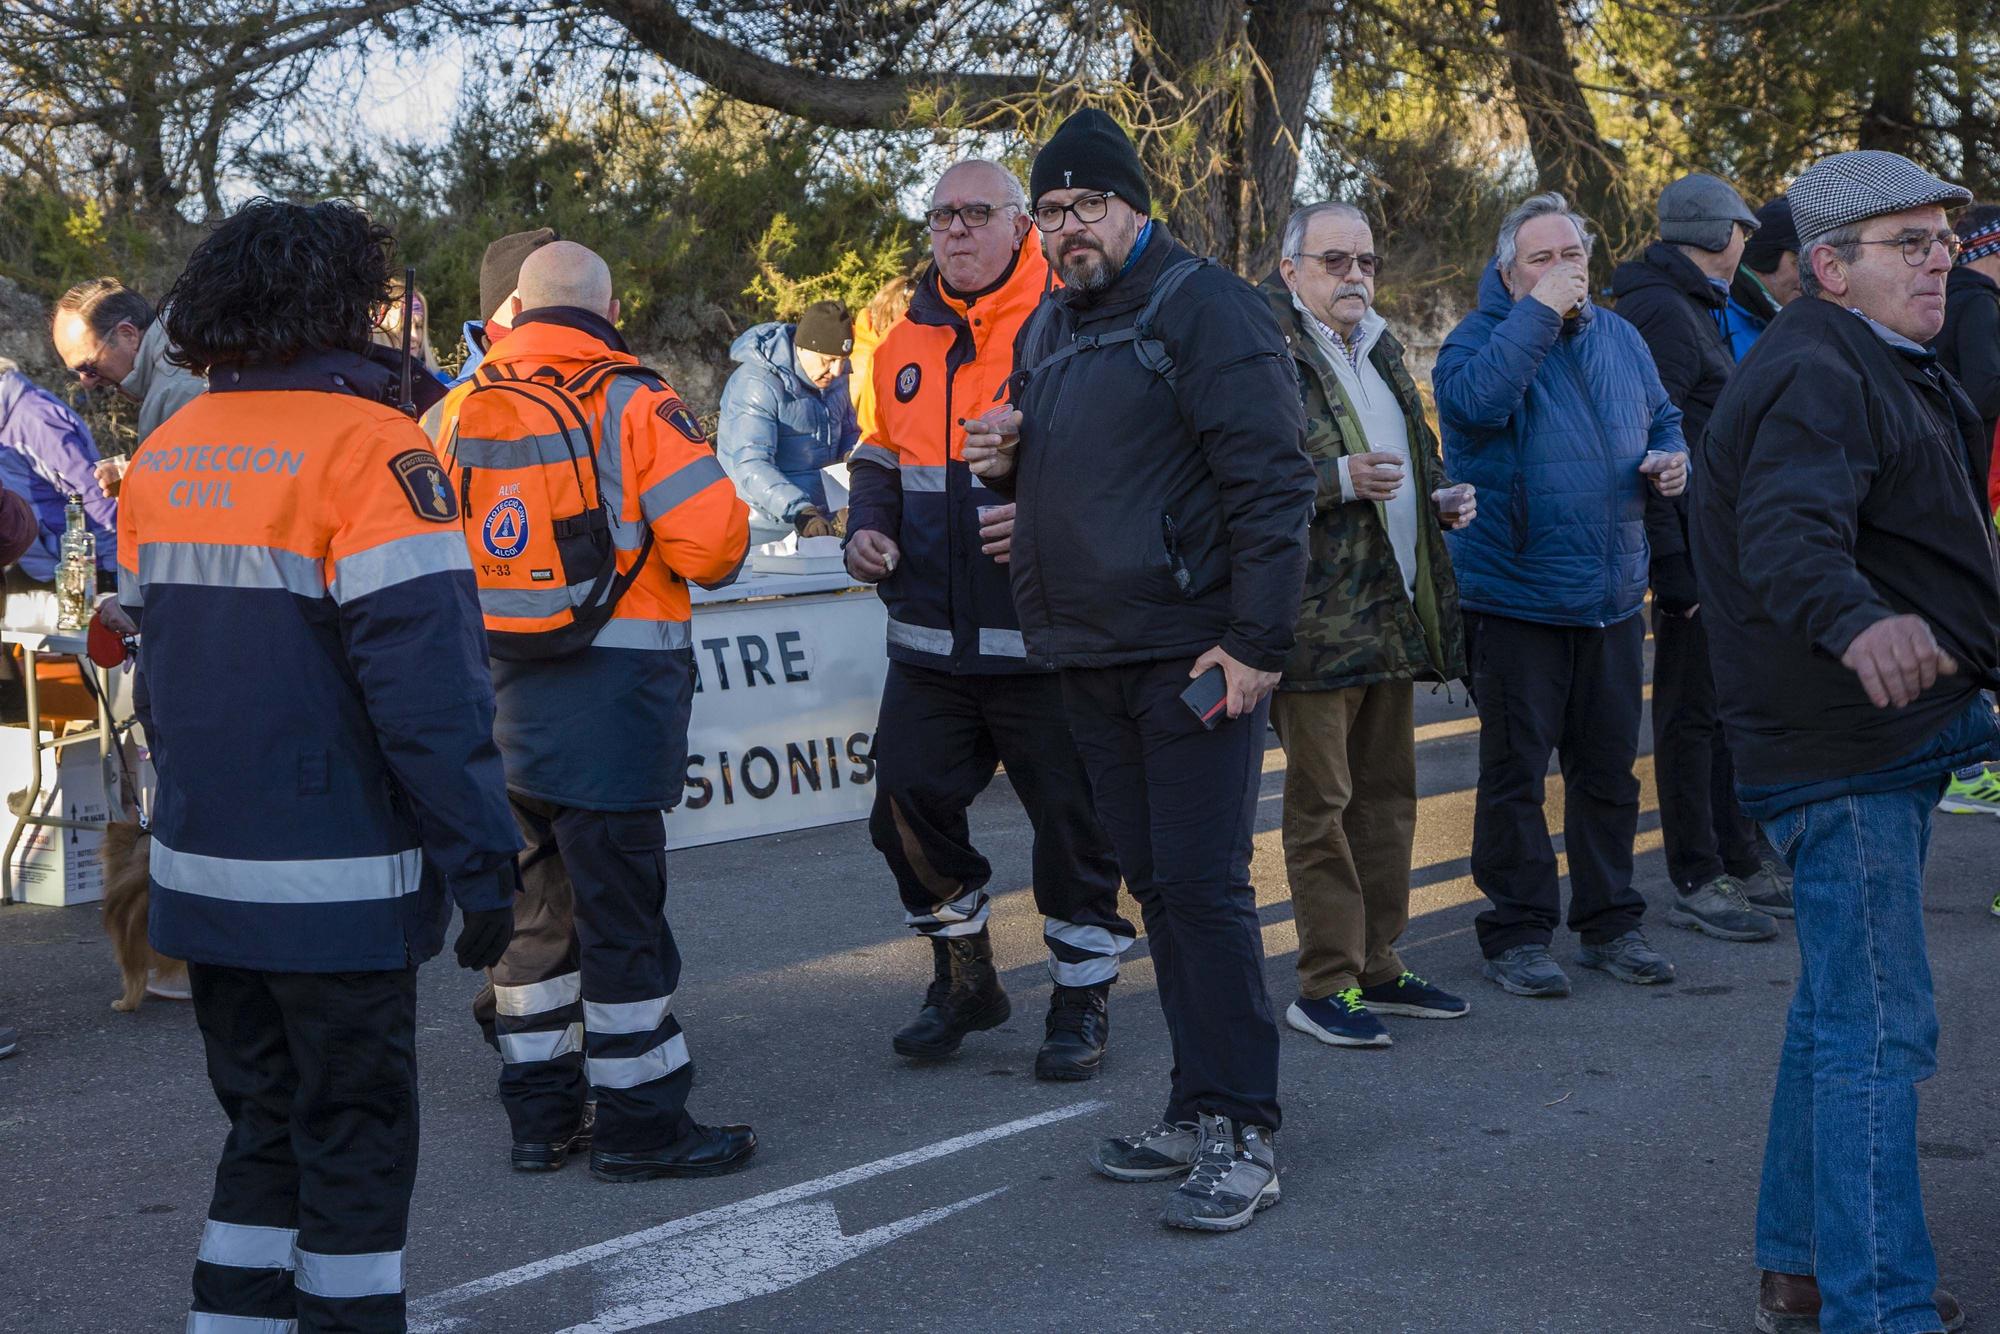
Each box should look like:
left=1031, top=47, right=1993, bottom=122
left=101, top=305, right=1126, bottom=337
left=1130, top=257, right=1213, bottom=385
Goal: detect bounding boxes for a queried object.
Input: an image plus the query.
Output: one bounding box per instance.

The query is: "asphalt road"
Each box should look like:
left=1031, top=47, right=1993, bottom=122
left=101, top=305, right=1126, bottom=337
left=3, top=675, right=1997, bottom=1334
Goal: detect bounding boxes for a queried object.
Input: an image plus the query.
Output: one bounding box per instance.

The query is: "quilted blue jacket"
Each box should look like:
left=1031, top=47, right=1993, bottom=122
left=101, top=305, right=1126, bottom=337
left=716, top=322, right=858, bottom=528
left=1435, top=262, right=1684, bottom=628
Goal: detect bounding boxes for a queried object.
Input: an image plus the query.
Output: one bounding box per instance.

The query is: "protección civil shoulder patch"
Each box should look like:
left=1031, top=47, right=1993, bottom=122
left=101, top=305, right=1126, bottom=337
left=388, top=450, right=458, bottom=524
left=656, top=397, right=707, bottom=441
left=894, top=363, right=921, bottom=403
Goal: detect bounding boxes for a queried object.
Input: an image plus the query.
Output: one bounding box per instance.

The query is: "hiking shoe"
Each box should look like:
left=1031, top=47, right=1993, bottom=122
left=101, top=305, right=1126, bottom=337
left=1359, top=971, right=1471, bottom=1019
left=1741, top=860, right=1795, bottom=919
left=1668, top=875, right=1779, bottom=942
left=513, top=1102, right=595, bottom=1172
left=1577, top=930, right=1676, bottom=985
left=1939, top=763, right=2000, bottom=816
left=1285, top=989, right=1391, bottom=1047
left=1482, top=944, right=1572, bottom=998
left=1035, top=982, right=1109, bottom=1081
left=892, top=931, right=1011, bottom=1060
left=1088, top=1120, right=1201, bottom=1182
left=590, top=1122, right=756, bottom=1181
left=1159, top=1115, right=1279, bottom=1233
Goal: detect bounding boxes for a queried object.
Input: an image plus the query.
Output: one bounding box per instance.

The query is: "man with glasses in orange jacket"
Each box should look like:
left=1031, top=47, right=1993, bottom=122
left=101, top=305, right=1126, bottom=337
left=845, top=158, right=1134, bottom=1080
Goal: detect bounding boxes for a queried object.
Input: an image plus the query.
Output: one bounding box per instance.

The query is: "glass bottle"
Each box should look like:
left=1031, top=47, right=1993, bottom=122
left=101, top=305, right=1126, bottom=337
left=56, top=492, right=94, bottom=630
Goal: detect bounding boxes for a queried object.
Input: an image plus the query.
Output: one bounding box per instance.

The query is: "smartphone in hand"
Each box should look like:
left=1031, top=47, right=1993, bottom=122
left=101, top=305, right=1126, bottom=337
left=1179, top=665, right=1228, bottom=730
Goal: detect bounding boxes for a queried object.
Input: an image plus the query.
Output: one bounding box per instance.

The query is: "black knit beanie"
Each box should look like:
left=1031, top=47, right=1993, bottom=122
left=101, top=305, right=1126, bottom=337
left=793, top=301, right=854, bottom=356
left=1029, top=109, right=1151, bottom=215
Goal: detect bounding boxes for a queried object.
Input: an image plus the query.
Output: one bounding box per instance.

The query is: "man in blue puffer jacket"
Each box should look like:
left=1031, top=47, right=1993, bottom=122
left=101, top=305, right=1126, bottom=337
left=1436, top=191, right=1689, bottom=1001
left=716, top=303, right=860, bottom=546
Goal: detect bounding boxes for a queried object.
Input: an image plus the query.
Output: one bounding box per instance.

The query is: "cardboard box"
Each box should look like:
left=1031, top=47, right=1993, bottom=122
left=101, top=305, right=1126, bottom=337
left=0, top=724, right=112, bottom=906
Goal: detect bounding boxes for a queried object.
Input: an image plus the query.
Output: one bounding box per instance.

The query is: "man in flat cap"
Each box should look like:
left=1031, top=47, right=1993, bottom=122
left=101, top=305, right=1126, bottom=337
left=1611, top=173, right=1791, bottom=947
left=1694, top=149, right=1999, bottom=1334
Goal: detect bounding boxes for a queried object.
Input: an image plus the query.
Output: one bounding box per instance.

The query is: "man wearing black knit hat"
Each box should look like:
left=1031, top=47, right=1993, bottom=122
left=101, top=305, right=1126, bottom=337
left=964, top=107, right=1314, bottom=1235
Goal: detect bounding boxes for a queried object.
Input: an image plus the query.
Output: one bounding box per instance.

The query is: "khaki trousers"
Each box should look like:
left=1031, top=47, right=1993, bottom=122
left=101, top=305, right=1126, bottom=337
left=1270, top=682, right=1417, bottom=999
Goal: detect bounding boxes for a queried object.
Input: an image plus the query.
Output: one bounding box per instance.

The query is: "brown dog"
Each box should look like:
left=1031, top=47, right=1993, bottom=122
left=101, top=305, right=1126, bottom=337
left=101, top=821, right=187, bottom=1012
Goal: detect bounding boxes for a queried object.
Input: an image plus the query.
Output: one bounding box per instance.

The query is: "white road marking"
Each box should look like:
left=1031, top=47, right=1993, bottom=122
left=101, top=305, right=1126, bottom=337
left=408, top=1099, right=1107, bottom=1329
left=557, top=1190, right=1006, bottom=1333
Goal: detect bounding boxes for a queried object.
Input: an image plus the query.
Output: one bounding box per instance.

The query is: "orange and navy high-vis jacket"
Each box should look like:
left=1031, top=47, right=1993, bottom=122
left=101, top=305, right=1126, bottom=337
left=116, top=349, right=521, bottom=973
left=425, top=308, right=749, bottom=811
left=846, top=242, right=1052, bottom=673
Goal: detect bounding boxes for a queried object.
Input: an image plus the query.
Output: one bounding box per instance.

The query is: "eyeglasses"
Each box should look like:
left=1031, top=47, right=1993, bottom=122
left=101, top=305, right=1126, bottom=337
left=926, top=203, right=1013, bottom=232
left=1856, top=228, right=1962, bottom=266
left=1291, top=250, right=1382, bottom=278
left=1032, top=191, right=1116, bottom=233
left=68, top=323, right=128, bottom=383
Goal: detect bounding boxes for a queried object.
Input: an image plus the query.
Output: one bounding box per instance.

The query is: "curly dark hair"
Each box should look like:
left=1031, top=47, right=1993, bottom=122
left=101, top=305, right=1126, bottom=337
left=162, top=197, right=394, bottom=373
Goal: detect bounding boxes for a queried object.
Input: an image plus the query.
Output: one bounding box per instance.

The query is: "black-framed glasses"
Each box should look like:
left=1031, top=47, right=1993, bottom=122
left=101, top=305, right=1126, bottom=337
left=1856, top=228, right=1962, bottom=266
left=925, top=203, right=1012, bottom=232
left=1032, top=191, right=1116, bottom=233
left=1292, top=250, right=1382, bottom=278
left=69, top=323, right=128, bottom=383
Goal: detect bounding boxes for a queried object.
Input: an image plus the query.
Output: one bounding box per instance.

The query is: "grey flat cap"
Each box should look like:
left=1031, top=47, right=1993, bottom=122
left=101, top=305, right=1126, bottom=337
left=1789, top=150, right=1972, bottom=240
left=1658, top=173, right=1760, bottom=252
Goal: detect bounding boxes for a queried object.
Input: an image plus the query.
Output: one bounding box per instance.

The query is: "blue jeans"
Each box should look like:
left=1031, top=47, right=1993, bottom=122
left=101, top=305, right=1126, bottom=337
left=1755, top=779, right=1944, bottom=1334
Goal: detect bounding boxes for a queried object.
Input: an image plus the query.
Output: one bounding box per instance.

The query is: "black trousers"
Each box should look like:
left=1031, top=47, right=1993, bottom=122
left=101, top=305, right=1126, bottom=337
left=1060, top=659, right=1281, bottom=1131
left=869, top=661, right=1134, bottom=983
left=1650, top=605, right=1763, bottom=889
left=489, top=795, right=694, bottom=1153
left=187, top=963, right=418, bottom=1334
left=1466, top=611, right=1648, bottom=957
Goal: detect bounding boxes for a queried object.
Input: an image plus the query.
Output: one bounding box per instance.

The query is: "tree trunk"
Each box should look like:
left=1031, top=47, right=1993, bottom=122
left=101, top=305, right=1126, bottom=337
left=1493, top=0, right=1624, bottom=239
left=1240, top=0, right=1321, bottom=277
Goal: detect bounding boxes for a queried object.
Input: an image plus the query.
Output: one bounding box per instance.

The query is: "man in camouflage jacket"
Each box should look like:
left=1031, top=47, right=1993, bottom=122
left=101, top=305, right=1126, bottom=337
left=1259, top=202, right=1475, bottom=1050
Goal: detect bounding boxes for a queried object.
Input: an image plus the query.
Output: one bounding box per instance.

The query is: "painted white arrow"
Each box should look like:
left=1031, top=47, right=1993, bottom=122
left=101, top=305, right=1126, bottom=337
left=555, top=1189, right=1005, bottom=1333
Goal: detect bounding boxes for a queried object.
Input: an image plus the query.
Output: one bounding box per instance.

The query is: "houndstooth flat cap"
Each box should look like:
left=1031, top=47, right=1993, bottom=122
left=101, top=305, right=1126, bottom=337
left=1789, top=150, right=1971, bottom=240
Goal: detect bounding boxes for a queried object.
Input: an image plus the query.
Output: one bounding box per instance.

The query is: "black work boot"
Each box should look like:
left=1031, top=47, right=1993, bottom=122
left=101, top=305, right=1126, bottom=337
left=892, top=931, right=1011, bottom=1060
left=1035, top=982, right=1110, bottom=1081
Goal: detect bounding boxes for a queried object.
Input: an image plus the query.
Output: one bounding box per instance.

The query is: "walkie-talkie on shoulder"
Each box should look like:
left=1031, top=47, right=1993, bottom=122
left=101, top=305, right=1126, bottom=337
left=396, top=266, right=418, bottom=418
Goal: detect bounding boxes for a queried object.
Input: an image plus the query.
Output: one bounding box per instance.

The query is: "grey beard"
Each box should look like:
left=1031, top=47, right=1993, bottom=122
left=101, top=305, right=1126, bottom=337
left=1062, top=247, right=1115, bottom=293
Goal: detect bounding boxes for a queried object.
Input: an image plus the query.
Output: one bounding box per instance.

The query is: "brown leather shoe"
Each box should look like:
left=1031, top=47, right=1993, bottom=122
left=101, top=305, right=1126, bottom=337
left=1755, top=1270, right=1964, bottom=1333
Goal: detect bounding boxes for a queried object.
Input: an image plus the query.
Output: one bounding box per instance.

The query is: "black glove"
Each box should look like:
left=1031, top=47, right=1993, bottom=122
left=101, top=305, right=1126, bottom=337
left=1651, top=552, right=1700, bottom=617
left=454, top=904, right=515, bottom=971
left=793, top=504, right=839, bottom=539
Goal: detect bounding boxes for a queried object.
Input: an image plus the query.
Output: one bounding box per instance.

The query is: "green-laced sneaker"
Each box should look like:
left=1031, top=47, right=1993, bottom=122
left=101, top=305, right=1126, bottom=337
left=1358, top=971, right=1471, bottom=1019
left=1939, top=764, right=2000, bottom=816
left=1991, top=891, right=2000, bottom=919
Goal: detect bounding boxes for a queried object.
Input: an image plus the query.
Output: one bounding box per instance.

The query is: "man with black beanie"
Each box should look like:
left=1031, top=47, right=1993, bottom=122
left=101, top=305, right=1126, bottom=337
left=965, top=107, right=1314, bottom=1235
left=1726, top=196, right=1799, bottom=355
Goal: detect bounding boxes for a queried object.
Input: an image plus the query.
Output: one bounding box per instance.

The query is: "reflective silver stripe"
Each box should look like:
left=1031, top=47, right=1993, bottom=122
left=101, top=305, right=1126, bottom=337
left=1044, top=921, right=1133, bottom=956
left=197, top=1220, right=298, bottom=1271
left=928, top=890, right=985, bottom=923
left=150, top=841, right=422, bottom=905
left=187, top=1315, right=298, bottom=1333
left=1050, top=954, right=1121, bottom=987
left=330, top=531, right=472, bottom=603
left=498, top=1023, right=583, bottom=1065
left=885, top=617, right=953, bottom=655
left=849, top=443, right=898, bottom=471
left=592, top=618, right=693, bottom=651
left=479, top=584, right=590, bottom=618
left=419, top=399, right=447, bottom=442
left=900, top=464, right=947, bottom=492
left=597, top=378, right=647, bottom=552
left=978, top=627, right=1026, bottom=658
left=927, top=916, right=989, bottom=938
left=583, top=996, right=671, bottom=1035
left=587, top=1032, right=690, bottom=1090
left=640, top=456, right=727, bottom=525
left=493, top=971, right=580, bottom=1018
left=907, top=890, right=989, bottom=937
left=449, top=433, right=579, bottom=469
left=118, top=566, right=143, bottom=609
left=293, top=1248, right=404, bottom=1300
left=139, top=542, right=324, bottom=599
